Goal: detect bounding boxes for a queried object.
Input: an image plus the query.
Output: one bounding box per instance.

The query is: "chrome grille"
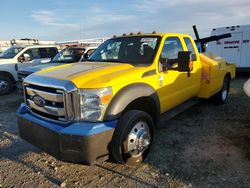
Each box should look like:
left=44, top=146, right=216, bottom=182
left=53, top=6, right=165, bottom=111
left=24, top=84, right=68, bottom=122
left=23, top=75, right=79, bottom=123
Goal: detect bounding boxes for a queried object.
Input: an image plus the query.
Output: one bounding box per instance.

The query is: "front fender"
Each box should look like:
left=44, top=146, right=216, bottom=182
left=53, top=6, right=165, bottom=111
left=104, top=83, right=160, bottom=121
left=0, top=68, right=17, bottom=81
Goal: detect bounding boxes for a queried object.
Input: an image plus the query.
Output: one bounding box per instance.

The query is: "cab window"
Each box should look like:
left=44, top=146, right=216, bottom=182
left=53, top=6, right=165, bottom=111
left=159, top=37, right=184, bottom=72
left=184, top=37, right=197, bottom=61
left=23, top=48, right=41, bottom=60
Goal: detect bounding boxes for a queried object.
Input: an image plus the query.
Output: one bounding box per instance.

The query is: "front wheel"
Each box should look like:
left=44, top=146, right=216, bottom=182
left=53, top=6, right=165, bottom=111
left=212, top=76, right=230, bottom=105
left=111, top=110, right=154, bottom=166
left=0, top=75, right=14, bottom=96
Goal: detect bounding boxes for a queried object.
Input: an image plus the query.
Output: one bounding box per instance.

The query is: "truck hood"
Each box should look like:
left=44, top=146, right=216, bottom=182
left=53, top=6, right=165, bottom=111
left=36, top=62, right=146, bottom=88
left=19, top=63, right=65, bottom=74
left=0, top=59, right=14, bottom=64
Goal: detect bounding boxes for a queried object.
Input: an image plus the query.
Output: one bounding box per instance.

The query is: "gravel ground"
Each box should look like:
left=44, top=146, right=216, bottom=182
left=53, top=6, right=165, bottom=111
left=0, top=77, right=250, bottom=188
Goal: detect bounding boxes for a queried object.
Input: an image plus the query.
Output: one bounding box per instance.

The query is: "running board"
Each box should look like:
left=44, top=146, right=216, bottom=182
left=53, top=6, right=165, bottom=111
left=158, top=99, right=199, bottom=127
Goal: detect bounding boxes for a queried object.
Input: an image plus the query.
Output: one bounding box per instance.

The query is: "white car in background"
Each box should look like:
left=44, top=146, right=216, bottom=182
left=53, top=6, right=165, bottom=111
left=0, top=45, right=58, bottom=95
left=243, top=79, right=250, bottom=97
left=17, top=46, right=97, bottom=92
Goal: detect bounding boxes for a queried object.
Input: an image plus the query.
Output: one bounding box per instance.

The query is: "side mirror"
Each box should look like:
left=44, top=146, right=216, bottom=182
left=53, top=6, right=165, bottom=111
left=23, top=53, right=31, bottom=62
left=159, top=56, right=178, bottom=72
left=177, top=51, right=193, bottom=72
left=159, top=56, right=168, bottom=71
left=40, top=58, right=51, bottom=64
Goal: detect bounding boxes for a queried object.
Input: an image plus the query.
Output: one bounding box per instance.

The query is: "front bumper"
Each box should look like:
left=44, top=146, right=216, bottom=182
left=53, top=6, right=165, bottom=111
left=17, top=103, right=117, bottom=165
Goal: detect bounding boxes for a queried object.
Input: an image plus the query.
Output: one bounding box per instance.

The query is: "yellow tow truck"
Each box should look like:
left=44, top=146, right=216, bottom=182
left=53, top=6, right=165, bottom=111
left=17, top=32, right=235, bottom=165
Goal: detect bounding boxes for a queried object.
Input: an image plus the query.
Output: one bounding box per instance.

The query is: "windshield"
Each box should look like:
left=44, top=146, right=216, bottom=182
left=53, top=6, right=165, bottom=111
left=0, top=46, right=23, bottom=59
left=51, top=48, right=85, bottom=63
left=88, top=36, right=161, bottom=66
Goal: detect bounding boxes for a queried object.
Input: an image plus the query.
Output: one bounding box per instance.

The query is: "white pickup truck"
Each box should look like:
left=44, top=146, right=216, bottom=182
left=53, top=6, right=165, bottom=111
left=17, top=46, right=97, bottom=91
left=244, top=79, right=250, bottom=97
left=0, top=45, right=58, bottom=95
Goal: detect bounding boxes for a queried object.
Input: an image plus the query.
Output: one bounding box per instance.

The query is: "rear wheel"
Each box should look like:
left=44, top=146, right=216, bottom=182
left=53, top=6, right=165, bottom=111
left=111, top=110, right=154, bottom=166
left=212, top=76, right=230, bottom=105
left=0, top=75, right=14, bottom=96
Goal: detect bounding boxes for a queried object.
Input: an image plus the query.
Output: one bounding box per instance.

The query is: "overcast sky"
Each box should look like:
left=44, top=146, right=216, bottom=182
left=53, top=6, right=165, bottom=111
left=0, top=0, right=249, bottom=41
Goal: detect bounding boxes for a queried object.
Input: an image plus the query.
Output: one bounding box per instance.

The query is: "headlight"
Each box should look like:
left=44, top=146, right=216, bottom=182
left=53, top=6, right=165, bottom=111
left=79, top=87, right=112, bottom=122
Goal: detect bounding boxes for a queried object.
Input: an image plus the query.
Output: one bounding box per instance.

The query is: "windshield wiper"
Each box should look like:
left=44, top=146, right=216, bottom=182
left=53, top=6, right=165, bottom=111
left=86, top=59, right=97, bottom=62
left=106, top=59, right=127, bottom=63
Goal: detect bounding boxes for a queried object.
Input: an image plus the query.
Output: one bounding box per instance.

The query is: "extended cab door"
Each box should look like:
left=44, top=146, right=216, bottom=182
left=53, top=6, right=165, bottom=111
left=157, top=36, right=201, bottom=113
left=183, top=36, right=201, bottom=94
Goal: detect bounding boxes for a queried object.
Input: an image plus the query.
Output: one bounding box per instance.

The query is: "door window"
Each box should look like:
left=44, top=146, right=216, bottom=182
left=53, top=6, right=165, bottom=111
left=23, top=48, right=41, bottom=60
left=159, top=37, right=184, bottom=71
left=39, top=48, right=58, bottom=58
left=161, top=37, right=184, bottom=60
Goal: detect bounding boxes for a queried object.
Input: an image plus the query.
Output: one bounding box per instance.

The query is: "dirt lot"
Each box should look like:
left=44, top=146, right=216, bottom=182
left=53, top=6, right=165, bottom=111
left=0, top=77, right=250, bottom=188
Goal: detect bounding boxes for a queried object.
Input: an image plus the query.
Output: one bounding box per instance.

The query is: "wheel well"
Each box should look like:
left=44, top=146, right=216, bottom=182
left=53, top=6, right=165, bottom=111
left=225, top=72, right=231, bottom=80
left=122, top=97, right=159, bottom=125
left=0, top=71, right=15, bottom=82
left=225, top=73, right=231, bottom=91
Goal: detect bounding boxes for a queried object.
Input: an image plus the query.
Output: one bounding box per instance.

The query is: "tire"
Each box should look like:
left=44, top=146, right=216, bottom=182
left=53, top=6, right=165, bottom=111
left=0, top=75, right=14, bottom=96
left=111, top=110, right=154, bottom=166
left=212, top=76, right=230, bottom=105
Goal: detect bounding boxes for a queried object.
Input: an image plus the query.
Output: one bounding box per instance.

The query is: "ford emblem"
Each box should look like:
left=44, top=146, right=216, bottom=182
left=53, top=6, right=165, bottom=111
left=33, top=95, right=46, bottom=107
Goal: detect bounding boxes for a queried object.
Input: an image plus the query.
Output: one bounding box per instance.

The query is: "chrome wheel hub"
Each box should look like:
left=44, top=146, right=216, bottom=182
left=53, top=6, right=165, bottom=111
left=0, top=80, right=9, bottom=92
left=222, top=89, right=227, bottom=101
left=126, top=121, right=151, bottom=157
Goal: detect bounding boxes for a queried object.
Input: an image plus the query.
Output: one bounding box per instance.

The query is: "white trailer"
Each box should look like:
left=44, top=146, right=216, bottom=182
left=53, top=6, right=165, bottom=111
left=207, top=25, right=250, bottom=71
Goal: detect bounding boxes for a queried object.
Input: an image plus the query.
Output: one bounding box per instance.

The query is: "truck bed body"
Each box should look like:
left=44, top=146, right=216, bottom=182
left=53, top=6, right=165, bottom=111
left=198, top=53, right=235, bottom=98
